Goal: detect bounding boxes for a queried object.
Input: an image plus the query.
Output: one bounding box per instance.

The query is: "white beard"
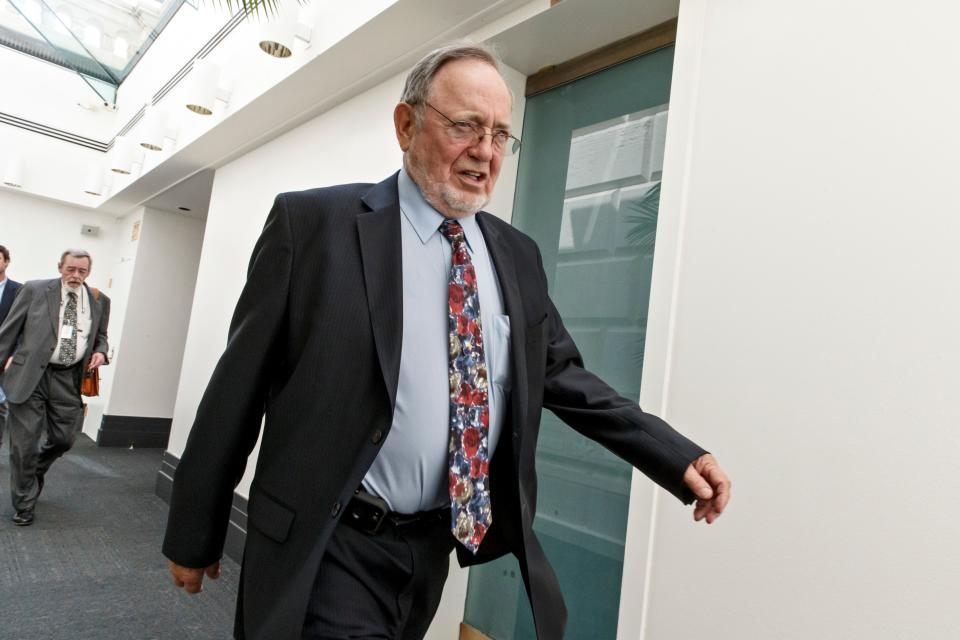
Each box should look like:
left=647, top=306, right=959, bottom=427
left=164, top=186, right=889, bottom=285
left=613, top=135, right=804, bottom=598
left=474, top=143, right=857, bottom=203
left=405, top=156, right=489, bottom=217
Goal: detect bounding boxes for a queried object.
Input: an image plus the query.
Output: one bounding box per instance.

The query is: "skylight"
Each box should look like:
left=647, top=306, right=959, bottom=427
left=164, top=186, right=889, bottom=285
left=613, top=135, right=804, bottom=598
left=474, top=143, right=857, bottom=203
left=0, top=0, right=192, bottom=104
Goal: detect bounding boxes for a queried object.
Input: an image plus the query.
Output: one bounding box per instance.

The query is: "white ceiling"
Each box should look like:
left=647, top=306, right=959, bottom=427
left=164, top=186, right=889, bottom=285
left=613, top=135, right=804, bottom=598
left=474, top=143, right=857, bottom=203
left=97, top=0, right=536, bottom=215
left=97, top=0, right=680, bottom=217
left=492, top=0, right=679, bottom=75
left=143, top=168, right=213, bottom=219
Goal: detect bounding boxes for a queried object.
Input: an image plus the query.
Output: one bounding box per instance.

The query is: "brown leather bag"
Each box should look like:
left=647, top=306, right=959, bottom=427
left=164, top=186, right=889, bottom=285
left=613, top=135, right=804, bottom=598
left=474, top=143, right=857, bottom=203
left=81, top=287, right=102, bottom=397
left=81, top=368, right=100, bottom=397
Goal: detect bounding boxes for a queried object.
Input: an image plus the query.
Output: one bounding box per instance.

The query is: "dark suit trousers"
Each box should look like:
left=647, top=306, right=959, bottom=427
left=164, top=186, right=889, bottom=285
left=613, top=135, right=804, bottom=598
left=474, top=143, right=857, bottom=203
left=300, top=514, right=455, bottom=640
left=7, top=364, right=82, bottom=511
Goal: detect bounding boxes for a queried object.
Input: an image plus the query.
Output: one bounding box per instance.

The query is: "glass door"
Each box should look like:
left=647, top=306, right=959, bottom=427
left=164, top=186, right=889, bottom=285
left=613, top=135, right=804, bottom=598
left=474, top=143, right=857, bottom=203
left=463, top=45, right=675, bottom=639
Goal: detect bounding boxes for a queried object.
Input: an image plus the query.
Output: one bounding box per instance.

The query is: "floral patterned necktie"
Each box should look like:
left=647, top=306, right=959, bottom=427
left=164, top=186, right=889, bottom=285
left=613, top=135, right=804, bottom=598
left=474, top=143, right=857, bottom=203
left=440, top=219, right=492, bottom=553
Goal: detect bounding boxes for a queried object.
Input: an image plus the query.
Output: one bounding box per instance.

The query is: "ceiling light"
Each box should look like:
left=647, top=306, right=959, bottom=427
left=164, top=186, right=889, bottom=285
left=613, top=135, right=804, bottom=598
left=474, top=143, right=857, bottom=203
left=185, top=58, right=230, bottom=115
left=3, top=157, right=23, bottom=188
left=110, top=136, right=140, bottom=174
left=140, top=105, right=174, bottom=151
left=84, top=164, right=105, bottom=196
left=258, top=7, right=313, bottom=58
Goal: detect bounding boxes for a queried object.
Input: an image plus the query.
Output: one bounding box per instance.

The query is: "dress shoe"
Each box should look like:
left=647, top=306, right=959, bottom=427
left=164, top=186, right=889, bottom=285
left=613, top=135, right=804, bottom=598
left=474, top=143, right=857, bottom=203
left=12, top=510, right=34, bottom=526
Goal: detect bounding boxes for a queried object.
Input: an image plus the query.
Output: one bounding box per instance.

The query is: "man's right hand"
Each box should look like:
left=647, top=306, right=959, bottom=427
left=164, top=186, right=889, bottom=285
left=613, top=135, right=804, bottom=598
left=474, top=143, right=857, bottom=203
left=169, top=560, right=221, bottom=594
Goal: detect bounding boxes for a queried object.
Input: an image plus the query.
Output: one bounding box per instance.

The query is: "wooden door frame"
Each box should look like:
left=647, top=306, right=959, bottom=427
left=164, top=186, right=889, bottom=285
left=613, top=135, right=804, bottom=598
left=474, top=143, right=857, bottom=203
left=525, top=18, right=678, bottom=97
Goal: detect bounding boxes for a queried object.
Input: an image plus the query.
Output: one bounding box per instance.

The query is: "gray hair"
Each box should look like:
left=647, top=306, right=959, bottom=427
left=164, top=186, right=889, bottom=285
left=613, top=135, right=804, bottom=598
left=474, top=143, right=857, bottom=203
left=400, top=42, right=506, bottom=124
left=59, top=249, right=92, bottom=268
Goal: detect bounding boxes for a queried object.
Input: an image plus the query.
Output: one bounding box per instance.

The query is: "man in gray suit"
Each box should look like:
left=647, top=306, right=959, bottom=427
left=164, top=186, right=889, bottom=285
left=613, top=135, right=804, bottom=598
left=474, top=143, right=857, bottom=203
left=0, top=249, right=110, bottom=526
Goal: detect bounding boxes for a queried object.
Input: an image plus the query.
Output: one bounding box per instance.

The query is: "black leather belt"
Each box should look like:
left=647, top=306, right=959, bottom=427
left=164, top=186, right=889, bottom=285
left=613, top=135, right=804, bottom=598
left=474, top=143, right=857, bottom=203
left=48, top=362, right=80, bottom=371
left=342, top=488, right=449, bottom=535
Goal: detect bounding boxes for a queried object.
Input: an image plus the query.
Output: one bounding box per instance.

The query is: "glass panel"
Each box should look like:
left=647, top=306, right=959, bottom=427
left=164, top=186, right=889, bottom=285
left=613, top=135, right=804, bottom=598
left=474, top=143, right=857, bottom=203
left=463, top=45, right=674, bottom=639
left=0, top=0, right=189, bottom=101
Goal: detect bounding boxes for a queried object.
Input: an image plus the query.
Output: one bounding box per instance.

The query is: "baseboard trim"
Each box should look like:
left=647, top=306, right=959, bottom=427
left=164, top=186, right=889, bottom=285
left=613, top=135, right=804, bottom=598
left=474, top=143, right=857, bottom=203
left=224, top=494, right=248, bottom=564
left=154, top=450, right=178, bottom=503
left=98, top=414, right=171, bottom=448
left=155, top=451, right=248, bottom=564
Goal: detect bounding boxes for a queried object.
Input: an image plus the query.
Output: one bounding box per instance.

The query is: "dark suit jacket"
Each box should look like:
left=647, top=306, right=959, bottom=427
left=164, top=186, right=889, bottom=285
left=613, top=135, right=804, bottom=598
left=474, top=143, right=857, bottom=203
left=0, top=279, right=110, bottom=403
left=0, top=278, right=21, bottom=328
left=163, top=174, right=706, bottom=640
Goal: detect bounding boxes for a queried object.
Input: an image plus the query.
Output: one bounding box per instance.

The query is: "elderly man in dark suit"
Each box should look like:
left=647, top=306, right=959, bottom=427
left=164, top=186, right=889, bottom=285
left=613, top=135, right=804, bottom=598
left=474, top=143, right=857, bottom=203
left=0, top=249, right=110, bottom=526
left=164, top=43, right=731, bottom=639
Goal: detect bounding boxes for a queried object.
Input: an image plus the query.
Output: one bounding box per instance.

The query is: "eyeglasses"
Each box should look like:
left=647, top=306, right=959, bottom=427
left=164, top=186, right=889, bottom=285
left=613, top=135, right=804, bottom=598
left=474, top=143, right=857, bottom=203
left=425, top=103, right=521, bottom=156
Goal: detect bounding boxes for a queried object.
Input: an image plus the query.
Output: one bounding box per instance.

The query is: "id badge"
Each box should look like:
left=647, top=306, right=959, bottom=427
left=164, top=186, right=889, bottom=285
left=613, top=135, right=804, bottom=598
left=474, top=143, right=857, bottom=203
left=60, top=325, right=75, bottom=340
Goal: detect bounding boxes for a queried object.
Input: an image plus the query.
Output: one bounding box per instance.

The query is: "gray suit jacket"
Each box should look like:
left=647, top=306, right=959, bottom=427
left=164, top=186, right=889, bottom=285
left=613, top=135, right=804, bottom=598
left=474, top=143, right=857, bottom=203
left=0, top=278, right=110, bottom=404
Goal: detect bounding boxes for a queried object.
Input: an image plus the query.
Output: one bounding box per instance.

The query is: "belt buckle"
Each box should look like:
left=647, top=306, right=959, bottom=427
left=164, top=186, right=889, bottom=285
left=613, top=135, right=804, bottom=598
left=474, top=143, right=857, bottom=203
left=348, top=489, right=390, bottom=535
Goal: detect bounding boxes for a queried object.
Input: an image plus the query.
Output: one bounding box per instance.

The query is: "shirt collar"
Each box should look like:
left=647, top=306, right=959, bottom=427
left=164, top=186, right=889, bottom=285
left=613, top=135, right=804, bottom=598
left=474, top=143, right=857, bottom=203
left=61, top=281, right=83, bottom=299
left=397, top=167, right=481, bottom=253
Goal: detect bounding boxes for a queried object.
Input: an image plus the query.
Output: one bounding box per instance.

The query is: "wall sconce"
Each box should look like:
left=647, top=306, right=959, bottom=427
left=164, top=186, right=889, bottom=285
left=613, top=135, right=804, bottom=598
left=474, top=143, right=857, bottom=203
left=3, top=157, right=23, bottom=188
left=84, top=164, right=105, bottom=196
left=139, top=105, right=177, bottom=151
left=258, top=7, right=313, bottom=58
left=185, top=58, right=231, bottom=115
left=110, top=136, right=142, bottom=175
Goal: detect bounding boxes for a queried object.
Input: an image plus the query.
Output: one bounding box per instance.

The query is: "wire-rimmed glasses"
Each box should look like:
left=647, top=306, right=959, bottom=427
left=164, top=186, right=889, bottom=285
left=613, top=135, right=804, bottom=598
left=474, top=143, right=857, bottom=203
left=425, top=102, right=521, bottom=156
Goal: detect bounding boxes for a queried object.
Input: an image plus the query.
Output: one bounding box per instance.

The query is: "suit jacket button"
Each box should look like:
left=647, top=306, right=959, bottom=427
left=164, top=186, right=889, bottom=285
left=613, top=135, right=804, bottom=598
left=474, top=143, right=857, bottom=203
left=371, top=429, right=383, bottom=444
left=331, top=501, right=341, bottom=517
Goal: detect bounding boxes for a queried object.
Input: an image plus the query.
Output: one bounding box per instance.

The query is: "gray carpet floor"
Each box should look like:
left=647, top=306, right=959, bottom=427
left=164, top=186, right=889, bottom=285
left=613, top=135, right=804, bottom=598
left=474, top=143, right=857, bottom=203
left=0, top=434, right=239, bottom=639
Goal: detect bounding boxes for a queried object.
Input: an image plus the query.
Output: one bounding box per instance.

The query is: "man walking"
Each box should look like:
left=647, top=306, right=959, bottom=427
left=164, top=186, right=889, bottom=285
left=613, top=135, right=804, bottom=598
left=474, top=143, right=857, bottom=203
left=164, top=44, right=730, bottom=639
left=0, top=249, right=110, bottom=526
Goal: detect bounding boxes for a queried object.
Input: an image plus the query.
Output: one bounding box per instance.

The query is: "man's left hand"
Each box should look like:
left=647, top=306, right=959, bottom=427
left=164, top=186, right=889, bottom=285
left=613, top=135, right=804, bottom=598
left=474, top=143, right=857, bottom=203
left=683, top=453, right=731, bottom=524
left=87, top=352, right=106, bottom=371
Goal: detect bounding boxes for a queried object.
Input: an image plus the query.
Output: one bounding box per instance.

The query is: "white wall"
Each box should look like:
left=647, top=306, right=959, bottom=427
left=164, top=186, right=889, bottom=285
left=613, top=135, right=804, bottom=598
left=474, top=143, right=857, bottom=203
left=104, top=207, right=204, bottom=419
left=620, top=1, right=960, bottom=639
left=81, top=209, right=143, bottom=439
left=0, top=187, right=121, bottom=285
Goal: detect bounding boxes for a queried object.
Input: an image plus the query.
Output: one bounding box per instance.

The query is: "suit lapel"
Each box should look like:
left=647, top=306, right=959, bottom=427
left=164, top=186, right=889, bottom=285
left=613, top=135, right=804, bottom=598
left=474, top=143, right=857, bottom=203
left=357, top=175, right=404, bottom=411
left=477, top=213, right=529, bottom=441
left=46, top=279, right=60, bottom=335
left=86, top=284, right=101, bottom=357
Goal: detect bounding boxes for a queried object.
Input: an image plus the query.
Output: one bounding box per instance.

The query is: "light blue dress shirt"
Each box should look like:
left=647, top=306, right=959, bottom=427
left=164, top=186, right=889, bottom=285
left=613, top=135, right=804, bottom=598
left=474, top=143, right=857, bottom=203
left=0, top=278, right=7, bottom=303
left=362, top=168, right=512, bottom=513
